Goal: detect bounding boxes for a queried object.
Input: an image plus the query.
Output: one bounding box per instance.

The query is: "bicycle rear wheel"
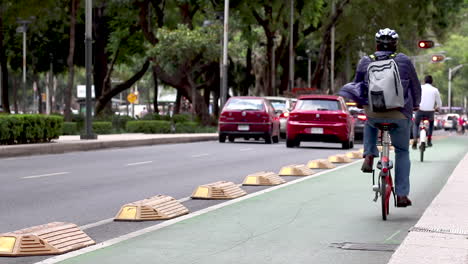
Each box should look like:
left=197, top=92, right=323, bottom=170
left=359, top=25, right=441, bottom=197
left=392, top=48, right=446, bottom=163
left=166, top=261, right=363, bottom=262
left=380, top=176, right=387, bottom=221
left=420, top=142, right=425, bottom=162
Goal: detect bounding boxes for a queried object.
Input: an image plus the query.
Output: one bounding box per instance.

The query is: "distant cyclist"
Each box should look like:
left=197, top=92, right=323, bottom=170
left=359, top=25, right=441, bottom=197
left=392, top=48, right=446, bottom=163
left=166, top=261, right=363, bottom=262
left=352, top=28, right=421, bottom=208
left=412, top=75, right=442, bottom=148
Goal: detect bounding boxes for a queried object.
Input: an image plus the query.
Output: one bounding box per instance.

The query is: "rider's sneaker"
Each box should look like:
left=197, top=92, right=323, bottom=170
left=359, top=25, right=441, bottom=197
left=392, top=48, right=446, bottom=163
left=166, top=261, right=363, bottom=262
left=396, top=196, right=412, bottom=207
left=428, top=137, right=433, bottom=147
left=361, top=155, right=374, bottom=173
left=411, top=141, right=417, bottom=150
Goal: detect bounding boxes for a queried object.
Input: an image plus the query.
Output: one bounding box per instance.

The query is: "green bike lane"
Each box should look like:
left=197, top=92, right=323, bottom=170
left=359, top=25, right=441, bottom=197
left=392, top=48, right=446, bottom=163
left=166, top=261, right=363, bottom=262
left=50, top=136, right=468, bottom=264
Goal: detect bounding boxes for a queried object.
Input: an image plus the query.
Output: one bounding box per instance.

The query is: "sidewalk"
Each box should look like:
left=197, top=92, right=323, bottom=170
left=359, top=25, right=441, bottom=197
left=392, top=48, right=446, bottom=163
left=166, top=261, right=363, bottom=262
left=0, top=133, right=218, bottom=158
left=37, top=136, right=468, bottom=264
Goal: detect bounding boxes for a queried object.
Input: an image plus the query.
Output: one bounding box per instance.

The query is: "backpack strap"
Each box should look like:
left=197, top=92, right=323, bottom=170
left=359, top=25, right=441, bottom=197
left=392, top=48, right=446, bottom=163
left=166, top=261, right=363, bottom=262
left=369, top=53, right=397, bottom=61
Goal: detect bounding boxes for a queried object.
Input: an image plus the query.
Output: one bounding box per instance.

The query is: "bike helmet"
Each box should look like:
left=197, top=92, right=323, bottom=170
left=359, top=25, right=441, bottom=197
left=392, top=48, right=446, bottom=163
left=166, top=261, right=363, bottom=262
left=375, top=28, right=398, bottom=51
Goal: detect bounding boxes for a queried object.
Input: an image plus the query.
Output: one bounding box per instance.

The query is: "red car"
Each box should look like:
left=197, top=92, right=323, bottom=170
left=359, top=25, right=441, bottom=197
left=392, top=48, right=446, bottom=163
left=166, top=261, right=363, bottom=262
left=218, top=96, right=280, bottom=144
left=286, top=95, right=355, bottom=149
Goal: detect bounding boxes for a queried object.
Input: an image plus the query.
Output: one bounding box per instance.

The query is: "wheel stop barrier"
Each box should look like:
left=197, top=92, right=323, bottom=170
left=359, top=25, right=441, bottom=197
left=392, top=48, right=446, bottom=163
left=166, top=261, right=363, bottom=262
left=307, top=159, right=336, bottom=169
left=242, top=171, right=285, bottom=186
left=328, top=154, right=353, bottom=163
left=279, top=164, right=314, bottom=176
left=346, top=151, right=363, bottom=159
left=115, top=195, right=189, bottom=221
left=191, top=181, right=247, bottom=199
left=0, top=222, right=95, bottom=257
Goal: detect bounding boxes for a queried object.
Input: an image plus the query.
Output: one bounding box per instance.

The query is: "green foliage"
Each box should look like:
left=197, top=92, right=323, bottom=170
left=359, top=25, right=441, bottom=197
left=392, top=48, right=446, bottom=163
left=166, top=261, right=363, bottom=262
left=95, top=115, right=135, bottom=132
left=126, top=120, right=172, bottom=134
left=174, top=121, right=198, bottom=133
left=92, top=122, right=113, bottom=135
left=0, top=114, right=63, bottom=144
left=62, top=122, right=78, bottom=135
left=172, top=113, right=192, bottom=123
left=141, top=113, right=172, bottom=121
left=147, top=24, right=221, bottom=74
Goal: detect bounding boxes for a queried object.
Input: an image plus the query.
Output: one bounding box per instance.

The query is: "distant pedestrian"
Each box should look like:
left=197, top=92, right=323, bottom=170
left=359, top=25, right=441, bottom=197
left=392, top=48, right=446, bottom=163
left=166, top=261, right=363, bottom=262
left=140, top=107, right=148, bottom=118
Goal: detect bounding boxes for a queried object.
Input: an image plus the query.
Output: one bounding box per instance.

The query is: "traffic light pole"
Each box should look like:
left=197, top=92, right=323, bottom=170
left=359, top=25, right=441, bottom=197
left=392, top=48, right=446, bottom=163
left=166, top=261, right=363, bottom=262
left=448, top=64, right=464, bottom=113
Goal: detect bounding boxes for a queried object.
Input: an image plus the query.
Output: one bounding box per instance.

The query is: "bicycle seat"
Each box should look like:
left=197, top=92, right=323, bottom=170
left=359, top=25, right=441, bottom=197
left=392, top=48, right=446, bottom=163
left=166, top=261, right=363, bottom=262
left=375, top=123, right=398, bottom=131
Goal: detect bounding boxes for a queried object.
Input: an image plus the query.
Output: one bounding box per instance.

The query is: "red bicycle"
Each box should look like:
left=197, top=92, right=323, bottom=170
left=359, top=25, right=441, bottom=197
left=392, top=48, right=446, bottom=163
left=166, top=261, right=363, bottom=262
left=372, top=123, right=396, bottom=220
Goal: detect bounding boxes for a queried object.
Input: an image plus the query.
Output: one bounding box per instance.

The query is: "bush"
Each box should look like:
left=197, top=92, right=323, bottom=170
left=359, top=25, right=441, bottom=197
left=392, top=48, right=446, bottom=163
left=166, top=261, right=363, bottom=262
left=126, top=120, right=171, bottom=134
left=92, top=122, right=113, bottom=134
left=0, top=114, right=63, bottom=144
left=172, top=113, right=192, bottom=124
left=174, top=121, right=198, bottom=133
left=141, top=113, right=171, bottom=121
left=62, top=122, right=78, bottom=135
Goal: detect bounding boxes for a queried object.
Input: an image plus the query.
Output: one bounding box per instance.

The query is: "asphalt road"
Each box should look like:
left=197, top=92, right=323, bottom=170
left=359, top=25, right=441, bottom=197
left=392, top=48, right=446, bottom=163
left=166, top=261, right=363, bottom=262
left=0, top=131, right=461, bottom=264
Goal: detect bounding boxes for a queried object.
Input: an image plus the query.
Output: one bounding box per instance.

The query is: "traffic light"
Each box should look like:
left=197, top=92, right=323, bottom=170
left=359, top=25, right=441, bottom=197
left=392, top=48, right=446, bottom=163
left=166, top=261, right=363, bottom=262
left=431, top=54, right=445, bottom=63
left=418, top=40, right=434, bottom=49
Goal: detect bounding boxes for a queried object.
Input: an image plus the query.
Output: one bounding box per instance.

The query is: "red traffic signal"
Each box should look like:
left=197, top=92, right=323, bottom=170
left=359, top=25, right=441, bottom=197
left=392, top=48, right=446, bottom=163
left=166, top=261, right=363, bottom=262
left=431, top=54, right=445, bottom=62
left=418, top=40, right=434, bottom=49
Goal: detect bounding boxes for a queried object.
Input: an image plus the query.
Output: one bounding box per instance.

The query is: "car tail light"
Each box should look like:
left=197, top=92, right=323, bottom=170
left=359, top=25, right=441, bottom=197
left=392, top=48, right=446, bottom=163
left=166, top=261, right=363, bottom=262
left=280, top=112, right=289, bottom=118
left=261, top=113, right=270, bottom=122
left=219, top=112, right=228, bottom=122
left=357, top=114, right=367, bottom=121
left=337, top=113, right=348, bottom=122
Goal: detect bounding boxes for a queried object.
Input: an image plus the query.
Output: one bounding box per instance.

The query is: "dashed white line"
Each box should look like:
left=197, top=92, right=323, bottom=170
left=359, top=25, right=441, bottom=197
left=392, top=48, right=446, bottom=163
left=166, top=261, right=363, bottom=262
left=125, top=161, right=153, bottom=166
left=81, top=218, right=114, bottom=230
left=385, top=230, right=401, bottom=242
left=22, top=172, right=70, bottom=179
left=239, top=148, right=253, bottom=151
left=191, top=153, right=209, bottom=158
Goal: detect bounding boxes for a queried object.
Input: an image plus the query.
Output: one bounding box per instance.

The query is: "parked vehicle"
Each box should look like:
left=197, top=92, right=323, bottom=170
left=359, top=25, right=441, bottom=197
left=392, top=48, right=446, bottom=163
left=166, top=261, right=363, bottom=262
left=443, top=113, right=460, bottom=131
left=286, top=95, right=355, bottom=149
left=265, top=96, right=297, bottom=139
left=346, top=103, right=366, bottom=139
left=218, top=96, right=280, bottom=144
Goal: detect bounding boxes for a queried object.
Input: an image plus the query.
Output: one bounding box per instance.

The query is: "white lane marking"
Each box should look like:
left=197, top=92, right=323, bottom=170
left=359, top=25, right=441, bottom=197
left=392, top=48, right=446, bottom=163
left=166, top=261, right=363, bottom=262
left=178, top=197, right=191, bottom=203
left=81, top=218, right=114, bottom=230
left=22, top=172, right=70, bottom=179
left=125, top=161, right=153, bottom=166
left=239, top=148, right=253, bottom=151
left=37, top=159, right=361, bottom=264
left=385, top=230, right=401, bottom=242
left=191, top=153, right=209, bottom=158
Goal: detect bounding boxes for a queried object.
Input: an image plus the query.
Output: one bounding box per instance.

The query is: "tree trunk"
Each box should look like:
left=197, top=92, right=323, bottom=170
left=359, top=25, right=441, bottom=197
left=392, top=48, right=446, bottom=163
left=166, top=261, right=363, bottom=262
left=152, top=65, right=159, bottom=114
left=13, top=76, right=18, bottom=114
left=0, top=15, right=10, bottom=113
left=64, top=0, right=79, bottom=121
left=95, top=60, right=150, bottom=114
left=174, top=90, right=181, bottom=115
left=35, top=76, right=43, bottom=114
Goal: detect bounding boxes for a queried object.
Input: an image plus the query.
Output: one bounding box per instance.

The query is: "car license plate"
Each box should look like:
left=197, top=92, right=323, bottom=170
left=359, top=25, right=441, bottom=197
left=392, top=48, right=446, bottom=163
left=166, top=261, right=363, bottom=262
left=310, top=127, right=323, bottom=134
left=238, top=125, right=250, bottom=131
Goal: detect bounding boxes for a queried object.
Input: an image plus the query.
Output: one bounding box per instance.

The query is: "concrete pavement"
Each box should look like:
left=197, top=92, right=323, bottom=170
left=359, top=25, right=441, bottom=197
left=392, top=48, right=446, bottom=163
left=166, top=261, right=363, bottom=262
left=33, top=136, right=468, bottom=264
left=0, top=133, right=218, bottom=158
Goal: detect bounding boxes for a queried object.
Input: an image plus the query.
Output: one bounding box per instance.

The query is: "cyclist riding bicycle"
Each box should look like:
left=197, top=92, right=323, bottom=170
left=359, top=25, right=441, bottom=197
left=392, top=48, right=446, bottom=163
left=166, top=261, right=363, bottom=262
left=412, top=75, right=442, bottom=148
left=345, top=28, right=421, bottom=208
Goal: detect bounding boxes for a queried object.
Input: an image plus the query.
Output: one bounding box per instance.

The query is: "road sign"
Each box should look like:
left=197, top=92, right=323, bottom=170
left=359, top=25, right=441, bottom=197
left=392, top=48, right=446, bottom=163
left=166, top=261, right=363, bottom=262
left=127, top=93, right=138, bottom=104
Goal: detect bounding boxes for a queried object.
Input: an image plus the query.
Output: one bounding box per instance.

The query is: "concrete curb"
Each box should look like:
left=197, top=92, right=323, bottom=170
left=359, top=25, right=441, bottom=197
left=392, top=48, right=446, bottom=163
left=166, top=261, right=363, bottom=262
left=0, top=134, right=218, bottom=158
left=388, top=151, right=468, bottom=264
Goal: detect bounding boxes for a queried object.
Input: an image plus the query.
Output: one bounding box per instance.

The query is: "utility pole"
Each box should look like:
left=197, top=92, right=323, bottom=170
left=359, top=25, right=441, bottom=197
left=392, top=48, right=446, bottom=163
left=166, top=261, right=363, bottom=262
left=16, top=19, right=32, bottom=113
left=220, top=0, right=229, bottom=110
left=81, top=0, right=96, bottom=139
left=448, top=64, right=464, bottom=113
left=288, top=0, right=294, bottom=91
left=330, top=0, right=335, bottom=94
left=271, top=35, right=276, bottom=96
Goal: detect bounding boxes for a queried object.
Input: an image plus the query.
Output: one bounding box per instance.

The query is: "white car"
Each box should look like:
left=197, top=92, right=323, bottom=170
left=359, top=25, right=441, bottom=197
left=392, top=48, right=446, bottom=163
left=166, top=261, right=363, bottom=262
left=264, top=96, right=297, bottom=138
left=443, top=113, right=459, bottom=130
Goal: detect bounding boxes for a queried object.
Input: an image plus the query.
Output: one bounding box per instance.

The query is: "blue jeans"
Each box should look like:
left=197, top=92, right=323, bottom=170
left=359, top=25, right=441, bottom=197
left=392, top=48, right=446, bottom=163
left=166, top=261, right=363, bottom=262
left=364, top=118, right=411, bottom=196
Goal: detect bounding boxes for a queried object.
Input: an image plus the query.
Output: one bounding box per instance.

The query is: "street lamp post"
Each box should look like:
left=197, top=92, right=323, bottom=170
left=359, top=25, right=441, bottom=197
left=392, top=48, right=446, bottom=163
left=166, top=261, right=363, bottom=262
left=288, top=0, right=294, bottom=92
left=81, top=0, right=96, bottom=139
left=306, top=49, right=312, bottom=88
left=16, top=19, right=32, bottom=113
left=448, top=64, right=464, bottom=113
left=220, top=0, right=229, bottom=110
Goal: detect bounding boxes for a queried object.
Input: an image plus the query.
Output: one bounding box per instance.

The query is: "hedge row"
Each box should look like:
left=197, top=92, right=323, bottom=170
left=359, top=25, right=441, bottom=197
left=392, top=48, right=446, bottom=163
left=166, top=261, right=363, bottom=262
left=126, top=120, right=216, bottom=134
left=0, top=115, right=63, bottom=144
left=62, top=121, right=114, bottom=135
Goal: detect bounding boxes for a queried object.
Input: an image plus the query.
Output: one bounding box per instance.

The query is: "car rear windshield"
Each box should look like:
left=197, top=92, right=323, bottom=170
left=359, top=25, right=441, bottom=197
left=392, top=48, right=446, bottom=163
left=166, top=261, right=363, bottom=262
left=225, top=98, right=265, bottom=111
left=269, top=100, right=286, bottom=111
left=295, top=99, right=340, bottom=111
